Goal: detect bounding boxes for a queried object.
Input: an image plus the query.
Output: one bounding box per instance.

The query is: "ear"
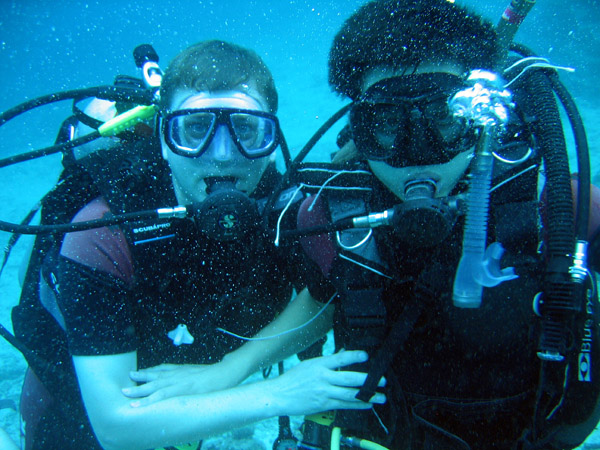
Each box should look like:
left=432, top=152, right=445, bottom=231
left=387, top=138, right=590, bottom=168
left=158, top=119, right=169, bottom=160
left=161, top=142, right=170, bottom=161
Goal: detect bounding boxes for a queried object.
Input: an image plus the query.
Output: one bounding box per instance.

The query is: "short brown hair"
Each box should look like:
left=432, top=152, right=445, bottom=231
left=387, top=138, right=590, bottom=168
left=159, top=40, right=278, bottom=112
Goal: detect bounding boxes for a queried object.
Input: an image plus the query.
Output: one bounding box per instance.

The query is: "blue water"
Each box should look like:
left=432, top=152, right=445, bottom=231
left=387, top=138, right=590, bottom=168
left=0, top=0, right=599, bottom=447
left=0, top=0, right=597, bottom=157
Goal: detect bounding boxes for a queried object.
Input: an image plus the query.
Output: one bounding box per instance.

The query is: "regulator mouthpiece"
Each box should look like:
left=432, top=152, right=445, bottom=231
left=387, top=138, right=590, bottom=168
left=404, top=179, right=437, bottom=200
left=390, top=179, right=459, bottom=247
left=193, top=177, right=259, bottom=242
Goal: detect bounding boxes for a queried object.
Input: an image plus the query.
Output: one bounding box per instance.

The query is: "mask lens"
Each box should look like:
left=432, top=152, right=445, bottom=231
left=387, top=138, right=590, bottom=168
left=373, top=107, right=405, bottom=151
left=168, top=111, right=216, bottom=155
left=421, top=99, right=467, bottom=144
left=230, top=113, right=278, bottom=157
left=350, top=103, right=401, bottom=160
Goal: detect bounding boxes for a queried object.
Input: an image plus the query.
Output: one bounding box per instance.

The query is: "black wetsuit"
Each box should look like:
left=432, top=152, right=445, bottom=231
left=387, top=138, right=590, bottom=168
left=17, top=165, right=302, bottom=450
left=297, top=168, right=600, bottom=450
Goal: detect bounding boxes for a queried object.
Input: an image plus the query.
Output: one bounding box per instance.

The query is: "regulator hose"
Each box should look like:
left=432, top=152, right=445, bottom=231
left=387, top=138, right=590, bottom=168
left=0, top=85, right=154, bottom=127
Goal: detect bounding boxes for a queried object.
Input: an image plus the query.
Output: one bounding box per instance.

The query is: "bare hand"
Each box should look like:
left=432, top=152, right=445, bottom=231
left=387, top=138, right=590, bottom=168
left=267, top=350, right=386, bottom=417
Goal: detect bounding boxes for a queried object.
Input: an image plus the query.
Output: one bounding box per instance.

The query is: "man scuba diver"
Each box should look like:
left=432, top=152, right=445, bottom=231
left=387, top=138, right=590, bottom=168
left=7, top=40, right=384, bottom=450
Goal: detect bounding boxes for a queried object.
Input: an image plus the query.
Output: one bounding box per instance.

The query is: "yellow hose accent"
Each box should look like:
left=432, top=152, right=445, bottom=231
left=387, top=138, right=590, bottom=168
left=356, top=438, right=389, bottom=450
left=98, top=104, right=157, bottom=137
left=331, top=426, right=342, bottom=450
left=305, top=410, right=336, bottom=426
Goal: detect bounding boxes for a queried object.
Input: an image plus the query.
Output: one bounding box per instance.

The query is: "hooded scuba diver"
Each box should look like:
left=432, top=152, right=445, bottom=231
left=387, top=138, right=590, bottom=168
left=281, top=0, right=600, bottom=449
left=5, top=40, right=383, bottom=450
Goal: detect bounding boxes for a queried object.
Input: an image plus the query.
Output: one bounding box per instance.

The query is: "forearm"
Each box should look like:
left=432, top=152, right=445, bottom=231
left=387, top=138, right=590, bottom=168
left=101, top=349, right=381, bottom=450
left=99, top=379, right=285, bottom=450
left=76, top=353, right=287, bottom=450
left=222, top=287, right=333, bottom=381
left=87, top=349, right=382, bottom=450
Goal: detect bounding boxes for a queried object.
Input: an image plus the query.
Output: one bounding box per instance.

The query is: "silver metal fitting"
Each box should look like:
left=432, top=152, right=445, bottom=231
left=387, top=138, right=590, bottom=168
left=156, top=206, right=188, bottom=219
left=449, top=70, right=513, bottom=128
left=352, top=209, right=393, bottom=228
left=570, top=240, right=589, bottom=283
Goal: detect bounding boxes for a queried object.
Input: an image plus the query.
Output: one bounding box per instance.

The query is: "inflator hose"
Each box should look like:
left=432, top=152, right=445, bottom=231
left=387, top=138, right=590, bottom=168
left=549, top=75, right=591, bottom=241
left=520, top=68, right=575, bottom=358
left=0, top=209, right=162, bottom=235
left=511, top=43, right=590, bottom=242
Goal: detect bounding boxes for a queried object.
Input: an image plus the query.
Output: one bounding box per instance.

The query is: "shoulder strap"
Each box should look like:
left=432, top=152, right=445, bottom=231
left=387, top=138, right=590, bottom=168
left=76, top=134, right=175, bottom=215
left=355, top=263, right=445, bottom=402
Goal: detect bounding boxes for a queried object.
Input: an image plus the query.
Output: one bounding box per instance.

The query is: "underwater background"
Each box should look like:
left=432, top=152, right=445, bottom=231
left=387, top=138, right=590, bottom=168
left=0, top=0, right=599, bottom=448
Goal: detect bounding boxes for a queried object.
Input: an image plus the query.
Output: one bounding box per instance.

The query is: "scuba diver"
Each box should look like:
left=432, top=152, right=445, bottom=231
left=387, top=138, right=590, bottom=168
left=1, top=40, right=385, bottom=450
left=273, top=0, right=600, bottom=448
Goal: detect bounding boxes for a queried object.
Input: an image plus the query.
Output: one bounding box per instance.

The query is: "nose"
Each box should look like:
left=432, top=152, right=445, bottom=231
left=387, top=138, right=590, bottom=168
left=206, top=125, right=237, bottom=162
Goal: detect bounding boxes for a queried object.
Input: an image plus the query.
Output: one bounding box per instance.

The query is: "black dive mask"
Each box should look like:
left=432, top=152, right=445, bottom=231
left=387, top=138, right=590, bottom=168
left=350, top=73, right=476, bottom=167
left=193, top=177, right=260, bottom=241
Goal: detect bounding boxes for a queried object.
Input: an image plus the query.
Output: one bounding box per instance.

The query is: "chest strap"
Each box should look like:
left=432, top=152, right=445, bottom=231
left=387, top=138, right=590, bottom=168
left=355, top=264, right=446, bottom=403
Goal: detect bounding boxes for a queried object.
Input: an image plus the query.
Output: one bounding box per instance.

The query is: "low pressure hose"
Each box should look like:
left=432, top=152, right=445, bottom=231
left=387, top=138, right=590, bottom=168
left=451, top=71, right=518, bottom=308
left=0, top=205, right=187, bottom=235
left=0, top=85, right=154, bottom=127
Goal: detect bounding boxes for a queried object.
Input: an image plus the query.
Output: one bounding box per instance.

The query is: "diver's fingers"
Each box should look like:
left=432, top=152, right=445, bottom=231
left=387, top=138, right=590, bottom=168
left=328, top=370, right=387, bottom=388
left=319, top=350, right=369, bottom=370
left=129, top=389, right=173, bottom=408
left=130, top=363, right=180, bottom=378
left=328, top=400, right=373, bottom=410
left=328, top=386, right=387, bottom=405
left=128, top=385, right=183, bottom=408
left=129, top=370, right=160, bottom=383
left=370, top=391, right=387, bottom=404
left=144, top=363, right=180, bottom=372
left=122, top=382, right=157, bottom=398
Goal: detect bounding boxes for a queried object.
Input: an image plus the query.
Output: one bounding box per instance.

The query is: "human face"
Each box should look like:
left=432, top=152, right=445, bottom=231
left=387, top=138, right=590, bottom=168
left=359, top=64, right=474, bottom=201
left=161, top=90, right=274, bottom=205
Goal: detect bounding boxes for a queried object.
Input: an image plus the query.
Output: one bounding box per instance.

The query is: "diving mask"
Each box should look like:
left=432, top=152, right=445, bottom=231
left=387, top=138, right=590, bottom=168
left=350, top=73, right=476, bottom=167
left=162, top=107, right=280, bottom=159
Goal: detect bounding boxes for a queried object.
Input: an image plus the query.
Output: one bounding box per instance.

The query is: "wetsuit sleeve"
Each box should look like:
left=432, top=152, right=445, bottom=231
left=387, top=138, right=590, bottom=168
left=61, top=197, right=134, bottom=282
left=297, top=195, right=337, bottom=303
left=47, top=255, right=137, bottom=355
left=49, top=197, right=138, bottom=356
